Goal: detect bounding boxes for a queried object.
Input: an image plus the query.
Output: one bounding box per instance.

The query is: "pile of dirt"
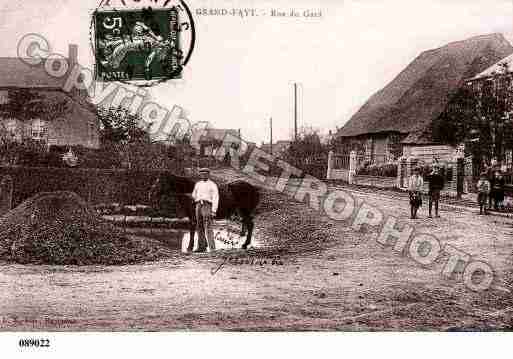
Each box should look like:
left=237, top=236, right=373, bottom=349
left=254, top=189, right=346, bottom=255
left=0, top=191, right=172, bottom=265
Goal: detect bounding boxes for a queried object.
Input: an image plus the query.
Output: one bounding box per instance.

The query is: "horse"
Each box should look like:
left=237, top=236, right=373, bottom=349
left=149, top=173, right=260, bottom=250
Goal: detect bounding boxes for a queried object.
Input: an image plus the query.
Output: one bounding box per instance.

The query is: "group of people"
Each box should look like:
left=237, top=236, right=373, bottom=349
left=476, top=168, right=506, bottom=215
left=408, top=164, right=445, bottom=219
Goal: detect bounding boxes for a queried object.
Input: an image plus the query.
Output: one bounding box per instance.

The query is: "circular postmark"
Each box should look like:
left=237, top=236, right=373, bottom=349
left=89, top=0, right=195, bottom=87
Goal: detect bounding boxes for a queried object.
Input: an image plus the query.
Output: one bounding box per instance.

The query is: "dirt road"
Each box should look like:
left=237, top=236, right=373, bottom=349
left=1, top=169, right=513, bottom=331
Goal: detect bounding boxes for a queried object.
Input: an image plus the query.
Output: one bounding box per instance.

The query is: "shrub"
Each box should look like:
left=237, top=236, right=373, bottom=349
left=356, top=162, right=398, bottom=177
left=0, top=141, right=184, bottom=170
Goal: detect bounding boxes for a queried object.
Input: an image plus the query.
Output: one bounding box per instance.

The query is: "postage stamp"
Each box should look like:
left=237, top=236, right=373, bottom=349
left=93, top=6, right=187, bottom=83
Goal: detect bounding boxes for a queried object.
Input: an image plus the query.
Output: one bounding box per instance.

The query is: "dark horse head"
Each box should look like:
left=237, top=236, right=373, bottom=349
left=149, top=172, right=196, bottom=206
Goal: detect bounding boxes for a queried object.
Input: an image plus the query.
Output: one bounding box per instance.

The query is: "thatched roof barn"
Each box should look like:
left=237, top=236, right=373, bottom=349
left=335, top=34, right=513, bottom=160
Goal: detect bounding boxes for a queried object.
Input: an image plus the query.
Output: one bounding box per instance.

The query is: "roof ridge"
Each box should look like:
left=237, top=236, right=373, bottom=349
left=0, top=56, right=76, bottom=89
left=419, top=33, right=507, bottom=56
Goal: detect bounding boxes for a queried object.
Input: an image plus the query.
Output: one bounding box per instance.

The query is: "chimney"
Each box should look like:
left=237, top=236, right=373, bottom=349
left=68, top=44, right=78, bottom=68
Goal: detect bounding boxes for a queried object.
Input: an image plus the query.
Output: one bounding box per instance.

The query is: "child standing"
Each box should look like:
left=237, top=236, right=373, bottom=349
left=477, top=172, right=491, bottom=215
left=408, top=167, right=424, bottom=219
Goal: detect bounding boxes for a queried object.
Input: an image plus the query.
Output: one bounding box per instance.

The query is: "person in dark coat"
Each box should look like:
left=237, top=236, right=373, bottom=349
left=488, top=168, right=496, bottom=210
left=493, top=171, right=505, bottom=210
left=426, top=164, right=444, bottom=218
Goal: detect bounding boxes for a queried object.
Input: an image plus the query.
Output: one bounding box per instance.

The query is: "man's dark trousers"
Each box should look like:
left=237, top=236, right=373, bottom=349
left=195, top=201, right=216, bottom=251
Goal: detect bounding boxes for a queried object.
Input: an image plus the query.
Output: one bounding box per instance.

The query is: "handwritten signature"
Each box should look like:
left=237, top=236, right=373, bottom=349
left=214, top=229, right=240, bottom=246
left=211, top=255, right=284, bottom=275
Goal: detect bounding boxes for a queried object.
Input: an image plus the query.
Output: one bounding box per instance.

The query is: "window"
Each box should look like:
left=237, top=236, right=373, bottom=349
left=6, top=119, right=17, bottom=136
left=506, top=150, right=513, bottom=171
left=0, top=91, right=8, bottom=105
left=31, top=119, right=48, bottom=140
left=2, top=118, right=20, bottom=141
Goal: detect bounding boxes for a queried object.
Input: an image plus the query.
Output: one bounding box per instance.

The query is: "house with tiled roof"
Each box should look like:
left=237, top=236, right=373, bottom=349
left=335, top=33, right=513, bottom=162
left=468, top=52, right=513, bottom=81
left=0, top=44, right=100, bottom=148
left=459, top=51, right=513, bottom=169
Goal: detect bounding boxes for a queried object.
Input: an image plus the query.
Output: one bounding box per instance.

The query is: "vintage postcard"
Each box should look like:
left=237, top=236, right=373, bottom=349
left=1, top=0, right=513, bottom=356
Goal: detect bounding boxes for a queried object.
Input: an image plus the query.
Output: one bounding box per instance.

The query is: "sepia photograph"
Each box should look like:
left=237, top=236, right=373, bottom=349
left=1, top=0, right=513, bottom=356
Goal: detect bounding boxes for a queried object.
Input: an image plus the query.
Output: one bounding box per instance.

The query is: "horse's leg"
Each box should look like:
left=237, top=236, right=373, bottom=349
left=240, top=222, right=246, bottom=237
left=241, top=216, right=254, bottom=250
left=187, top=220, right=195, bottom=252
left=187, top=202, right=195, bottom=252
left=235, top=208, right=247, bottom=236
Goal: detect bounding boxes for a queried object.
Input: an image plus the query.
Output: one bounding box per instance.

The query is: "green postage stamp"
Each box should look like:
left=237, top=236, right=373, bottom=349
left=93, top=7, right=183, bottom=82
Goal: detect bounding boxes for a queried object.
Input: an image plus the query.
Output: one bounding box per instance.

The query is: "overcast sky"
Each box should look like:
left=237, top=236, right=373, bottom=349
left=1, top=0, right=513, bottom=144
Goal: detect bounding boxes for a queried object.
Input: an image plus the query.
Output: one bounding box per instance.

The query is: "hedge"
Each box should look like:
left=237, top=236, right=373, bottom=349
left=1, top=141, right=185, bottom=170
left=0, top=166, right=185, bottom=208
left=356, top=162, right=398, bottom=178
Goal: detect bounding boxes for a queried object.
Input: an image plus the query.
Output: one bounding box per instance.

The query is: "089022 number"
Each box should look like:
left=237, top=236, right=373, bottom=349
left=18, top=338, right=50, bottom=348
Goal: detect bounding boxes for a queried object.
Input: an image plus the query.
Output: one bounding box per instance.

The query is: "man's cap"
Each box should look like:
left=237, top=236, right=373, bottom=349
left=480, top=171, right=488, bottom=177
left=199, top=168, right=210, bottom=173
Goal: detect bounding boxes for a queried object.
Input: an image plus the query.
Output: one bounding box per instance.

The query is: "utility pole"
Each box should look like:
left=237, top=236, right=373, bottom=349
left=270, top=117, right=273, bottom=155
left=294, top=83, right=298, bottom=142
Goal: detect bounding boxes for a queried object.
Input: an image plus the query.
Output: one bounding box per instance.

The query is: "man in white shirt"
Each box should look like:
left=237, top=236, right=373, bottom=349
left=191, top=168, right=219, bottom=252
